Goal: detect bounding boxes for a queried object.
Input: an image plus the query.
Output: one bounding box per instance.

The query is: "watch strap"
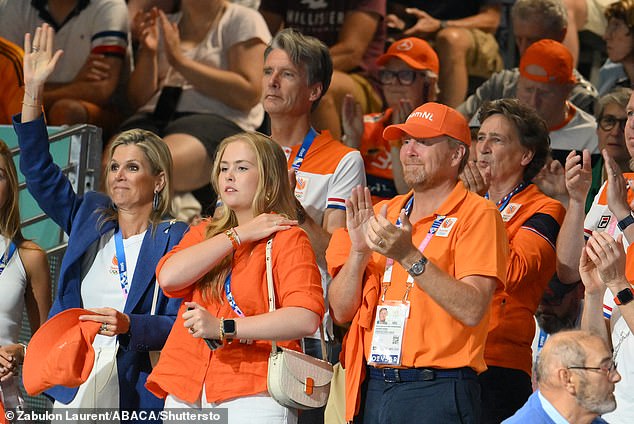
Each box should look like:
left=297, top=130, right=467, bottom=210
left=617, top=213, right=634, bottom=232
left=615, top=287, right=634, bottom=306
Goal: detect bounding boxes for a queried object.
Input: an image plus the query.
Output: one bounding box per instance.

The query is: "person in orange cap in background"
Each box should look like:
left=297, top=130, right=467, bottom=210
left=13, top=24, right=188, bottom=418
left=327, top=102, right=508, bottom=423
left=341, top=37, right=439, bottom=204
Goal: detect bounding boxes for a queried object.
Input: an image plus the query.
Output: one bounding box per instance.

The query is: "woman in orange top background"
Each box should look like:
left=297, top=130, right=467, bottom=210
left=146, top=132, right=324, bottom=423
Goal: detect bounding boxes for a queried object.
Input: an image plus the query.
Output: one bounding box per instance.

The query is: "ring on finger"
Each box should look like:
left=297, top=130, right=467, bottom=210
left=31, top=46, right=39, bottom=53
left=100, top=323, right=108, bottom=332
left=189, top=326, right=195, bottom=334
left=378, top=238, right=385, bottom=248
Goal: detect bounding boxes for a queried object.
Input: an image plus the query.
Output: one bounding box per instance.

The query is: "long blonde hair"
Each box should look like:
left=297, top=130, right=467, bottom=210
left=200, top=132, right=298, bottom=301
left=0, top=140, right=24, bottom=244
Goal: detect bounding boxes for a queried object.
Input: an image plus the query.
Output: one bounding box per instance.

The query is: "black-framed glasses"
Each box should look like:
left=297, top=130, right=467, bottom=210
left=568, top=360, right=618, bottom=377
left=379, top=69, right=425, bottom=86
left=598, top=115, right=628, bottom=132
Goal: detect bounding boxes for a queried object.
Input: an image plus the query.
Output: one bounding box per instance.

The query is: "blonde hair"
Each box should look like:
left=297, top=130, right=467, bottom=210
left=0, top=140, right=24, bottom=244
left=200, top=132, right=298, bottom=301
left=100, top=129, right=173, bottom=229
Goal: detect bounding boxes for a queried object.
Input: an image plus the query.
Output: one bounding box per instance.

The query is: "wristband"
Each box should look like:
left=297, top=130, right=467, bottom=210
left=617, top=213, right=634, bottom=232
left=219, top=318, right=225, bottom=341
left=614, top=287, right=634, bottom=306
left=225, top=228, right=241, bottom=250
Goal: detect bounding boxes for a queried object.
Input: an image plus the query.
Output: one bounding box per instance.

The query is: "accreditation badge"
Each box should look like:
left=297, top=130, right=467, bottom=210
left=501, top=203, right=522, bottom=222
left=368, top=301, right=410, bottom=366
left=294, top=174, right=309, bottom=201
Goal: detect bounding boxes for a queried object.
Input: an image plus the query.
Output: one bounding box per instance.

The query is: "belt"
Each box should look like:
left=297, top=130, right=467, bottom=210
left=368, top=366, right=477, bottom=383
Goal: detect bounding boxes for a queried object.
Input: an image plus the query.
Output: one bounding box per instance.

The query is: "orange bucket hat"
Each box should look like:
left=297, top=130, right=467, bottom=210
left=377, top=37, right=440, bottom=75
left=22, top=308, right=102, bottom=395
left=383, top=102, right=471, bottom=146
left=519, top=39, right=575, bottom=85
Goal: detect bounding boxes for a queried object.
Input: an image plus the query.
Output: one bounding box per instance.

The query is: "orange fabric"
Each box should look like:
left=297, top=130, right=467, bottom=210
left=627, top=243, right=634, bottom=283
left=383, top=102, right=472, bottom=146
left=376, top=37, right=439, bottom=74
left=484, top=185, right=565, bottom=376
left=326, top=182, right=509, bottom=421
left=519, top=39, right=575, bottom=85
left=360, top=109, right=395, bottom=204
left=284, top=130, right=354, bottom=173
left=0, top=37, right=24, bottom=124
left=22, top=308, right=101, bottom=396
left=0, top=400, right=6, bottom=424
left=549, top=102, right=576, bottom=132
left=597, top=173, right=634, bottom=205
left=146, top=223, right=324, bottom=404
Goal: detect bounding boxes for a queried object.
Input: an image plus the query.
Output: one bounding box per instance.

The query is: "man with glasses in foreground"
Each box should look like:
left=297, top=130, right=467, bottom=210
left=504, top=330, right=620, bottom=423
left=341, top=37, right=439, bottom=203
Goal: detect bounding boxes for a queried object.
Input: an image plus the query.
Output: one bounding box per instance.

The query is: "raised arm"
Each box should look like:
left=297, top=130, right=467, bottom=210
left=556, top=150, right=592, bottom=283
left=156, top=10, right=266, bottom=112
left=21, top=25, right=63, bottom=122
left=330, top=9, right=381, bottom=72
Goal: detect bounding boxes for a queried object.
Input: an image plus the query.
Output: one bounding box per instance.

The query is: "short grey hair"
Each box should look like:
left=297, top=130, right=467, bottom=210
left=264, top=28, right=333, bottom=109
left=595, top=86, right=632, bottom=120
left=512, top=0, right=568, bottom=35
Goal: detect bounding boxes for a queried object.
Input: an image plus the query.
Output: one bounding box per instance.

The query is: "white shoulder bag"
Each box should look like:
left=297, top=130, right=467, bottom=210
left=265, top=237, right=334, bottom=409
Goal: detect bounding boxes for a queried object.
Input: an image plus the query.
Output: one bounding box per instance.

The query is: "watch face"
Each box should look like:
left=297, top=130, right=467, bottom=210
left=619, top=288, right=634, bottom=304
left=409, top=258, right=426, bottom=276
left=224, top=319, right=236, bottom=335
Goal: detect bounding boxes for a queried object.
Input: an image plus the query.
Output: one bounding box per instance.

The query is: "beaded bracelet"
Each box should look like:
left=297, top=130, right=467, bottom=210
left=225, top=228, right=241, bottom=250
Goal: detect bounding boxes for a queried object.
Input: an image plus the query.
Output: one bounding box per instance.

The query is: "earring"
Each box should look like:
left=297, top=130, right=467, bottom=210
left=265, top=192, right=271, bottom=201
left=152, top=190, right=160, bottom=211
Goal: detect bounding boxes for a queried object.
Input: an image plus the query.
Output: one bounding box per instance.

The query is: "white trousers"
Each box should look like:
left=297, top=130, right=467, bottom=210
left=53, top=346, right=119, bottom=423
left=164, top=391, right=298, bottom=424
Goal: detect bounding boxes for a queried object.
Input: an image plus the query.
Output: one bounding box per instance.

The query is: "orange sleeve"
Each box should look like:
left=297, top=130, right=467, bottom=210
left=326, top=227, right=353, bottom=278
left=455, top=204, right=508, bottom=285
left=272, top=228, right=325, bottom=318
left=506, top=205, right=564, bottom=293
left=627, top=243, right=634, bottom=283
left=155, top=220, right=209, bottom=298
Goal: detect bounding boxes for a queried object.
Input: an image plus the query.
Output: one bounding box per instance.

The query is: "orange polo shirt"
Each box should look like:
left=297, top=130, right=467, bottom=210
left=484, top=184, right=565, bottom=376
left=146, top=222, right=324, bottom=404
left=327, top=182, right=508, bottom=420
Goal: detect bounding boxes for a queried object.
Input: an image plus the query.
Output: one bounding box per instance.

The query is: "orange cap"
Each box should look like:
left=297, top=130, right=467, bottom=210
left=519, top=39, right=575, bottom=85
left=383, top=102, right=471, bottom=146
left=377, top=38, right=440, bottom=75
left=22, top=308, right=102, bottom=396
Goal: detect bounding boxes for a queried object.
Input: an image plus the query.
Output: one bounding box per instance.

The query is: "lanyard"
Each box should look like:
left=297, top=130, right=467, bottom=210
left=382, top=196, right=445, bottom=302
left=537, top=328, right=548, bottom=354
left=0, top=241, right=17, bottom=276
left=224, top=270, right=246, bottom=318
left=114, top=229, right=130, bottom=299
left=485, top=182, right=527, bottom=212
left=290, top=128, right=318, bottom=171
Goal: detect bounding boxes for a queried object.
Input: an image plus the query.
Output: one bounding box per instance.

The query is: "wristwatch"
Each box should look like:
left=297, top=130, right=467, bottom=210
left=617, top=213, right=634, bottom=232
left=407, top=255, right=428, bottom=277
left=614, top=287, right=634, bottom=306
left=221, top=318, right=237, bottom=342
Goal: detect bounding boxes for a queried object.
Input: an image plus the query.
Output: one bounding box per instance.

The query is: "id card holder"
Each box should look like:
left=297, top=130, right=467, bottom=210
left=367, top=301, right=410, bottom=366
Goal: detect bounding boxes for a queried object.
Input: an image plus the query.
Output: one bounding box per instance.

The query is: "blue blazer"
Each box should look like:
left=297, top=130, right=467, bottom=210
left=503, top=391, right=609, bottom=424
left=14, top=115, right=188, bottom=410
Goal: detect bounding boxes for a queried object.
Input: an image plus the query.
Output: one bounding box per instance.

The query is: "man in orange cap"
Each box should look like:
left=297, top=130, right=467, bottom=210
left=516, top=39, right=599, bottom=168
left=327, top=102, right=508, bottom=423
left=341, top=37, right=439, bottom=203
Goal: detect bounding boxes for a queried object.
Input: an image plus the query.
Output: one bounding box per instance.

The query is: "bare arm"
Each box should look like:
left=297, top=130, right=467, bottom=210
left=556, top=150, right=592, bottom=283
left=185, top=302, right=320, bottom=341
left=327, top=186, right=374, bottom=324
left=259, top=9, right=284, bottom=36
left=21, top=241, right=52, bottom=333
left=370, top=208, right=497, bottom=326
left=404, top=5, right=501, bottom=36
left=330, top=10, right=380, bottom=72
left=43, top=55, right=123, bottom=106
left=21, top=25, right=64, bottom=123
left=158, top=11, right=265, bottom=112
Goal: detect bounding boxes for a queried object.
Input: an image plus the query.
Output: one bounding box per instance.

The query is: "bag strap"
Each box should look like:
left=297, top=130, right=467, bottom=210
left=150, top=281, right=159, bottom=316
left=266, top=237, right=327, bottom=359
